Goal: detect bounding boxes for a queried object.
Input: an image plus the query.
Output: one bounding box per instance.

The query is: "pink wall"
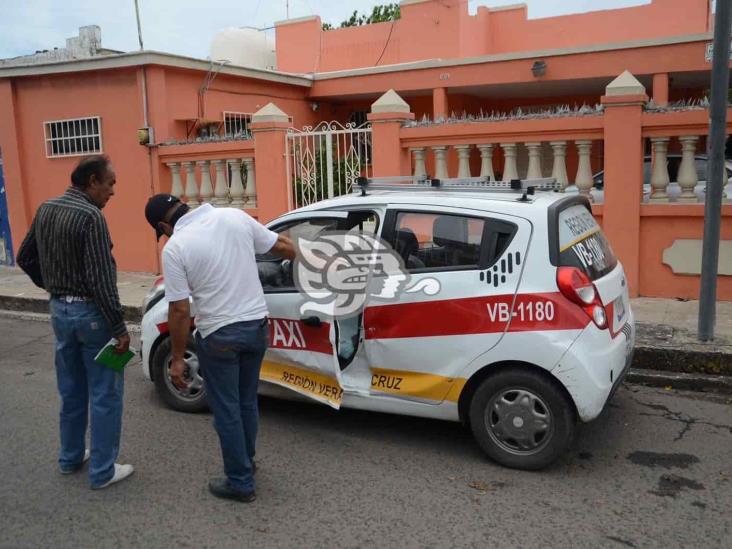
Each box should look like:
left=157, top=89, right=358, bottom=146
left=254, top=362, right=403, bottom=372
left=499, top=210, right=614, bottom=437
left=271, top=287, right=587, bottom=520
left=276, top=0, right=710, bottom=74
left=7, top=69, right=159, bottom=272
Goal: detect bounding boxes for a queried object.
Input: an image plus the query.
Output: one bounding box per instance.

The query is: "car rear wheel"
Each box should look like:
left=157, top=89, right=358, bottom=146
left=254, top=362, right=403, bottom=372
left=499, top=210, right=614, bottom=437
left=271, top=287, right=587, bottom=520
left=468, top=369, right=575, bottom=470
left=152, top=336, right=208, bottom=413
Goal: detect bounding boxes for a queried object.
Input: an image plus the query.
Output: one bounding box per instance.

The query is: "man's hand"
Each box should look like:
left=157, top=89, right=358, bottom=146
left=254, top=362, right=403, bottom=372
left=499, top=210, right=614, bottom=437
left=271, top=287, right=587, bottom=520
left=114, top=333, right=131, bottom=355
left=270, top=234, right=296, bottom=260
left=169, top=357, right=188, bottom=390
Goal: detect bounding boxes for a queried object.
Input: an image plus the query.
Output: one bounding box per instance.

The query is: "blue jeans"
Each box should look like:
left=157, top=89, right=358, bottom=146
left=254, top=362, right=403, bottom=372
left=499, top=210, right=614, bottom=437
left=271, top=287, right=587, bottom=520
left=50, top=299, right=124, bottom=486
left=195, top=319, right=268, bottom=493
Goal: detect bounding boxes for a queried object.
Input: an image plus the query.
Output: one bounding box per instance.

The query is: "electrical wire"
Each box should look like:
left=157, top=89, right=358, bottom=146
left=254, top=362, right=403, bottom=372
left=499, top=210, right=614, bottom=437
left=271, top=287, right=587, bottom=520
left=374, top=20, right=396, bottom=66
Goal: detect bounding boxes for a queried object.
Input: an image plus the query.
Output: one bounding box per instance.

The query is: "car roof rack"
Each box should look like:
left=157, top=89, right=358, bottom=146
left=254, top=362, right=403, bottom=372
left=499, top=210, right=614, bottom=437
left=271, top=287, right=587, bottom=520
left=355, top=175, right=560, bottom=200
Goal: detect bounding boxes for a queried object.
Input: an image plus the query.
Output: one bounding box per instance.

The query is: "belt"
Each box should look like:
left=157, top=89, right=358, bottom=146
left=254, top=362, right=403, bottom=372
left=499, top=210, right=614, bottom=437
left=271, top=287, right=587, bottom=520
left=56, top=296, right=90, bottom=303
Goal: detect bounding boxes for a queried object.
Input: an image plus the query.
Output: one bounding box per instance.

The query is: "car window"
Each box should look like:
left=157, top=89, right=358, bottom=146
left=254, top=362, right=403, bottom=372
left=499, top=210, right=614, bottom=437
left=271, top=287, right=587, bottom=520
left=694, top=159, right=707, bottom=181
left=257, top=211, right=380, bottom=292
left=389, top=211, right=486, bottom=272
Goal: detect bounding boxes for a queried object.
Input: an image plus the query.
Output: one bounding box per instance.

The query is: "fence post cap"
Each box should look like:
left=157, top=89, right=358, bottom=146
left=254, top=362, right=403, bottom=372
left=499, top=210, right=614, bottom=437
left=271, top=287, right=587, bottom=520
left=252, top=103, right=289, bottom=124
left=605, top=70, right=646, bottom=97
left=371, top=89, right=411, bottom=114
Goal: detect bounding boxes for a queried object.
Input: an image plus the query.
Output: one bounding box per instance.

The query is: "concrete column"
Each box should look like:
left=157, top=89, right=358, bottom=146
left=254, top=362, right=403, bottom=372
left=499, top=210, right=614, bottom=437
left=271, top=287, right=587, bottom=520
left=368, top=90, right=415, bottom=177
left=433, top=87, right=448, bottom=122
left=549, top=141, right=569, bottom=190
left=526, top=142, right=543, bottom=179
left=601, top=70, right=648, bottom=297
left=411, top=147, right=427, bottom=177
left=652, top=73, right=670, bottom=107
left=455, top=145, right=472, bottom=178
left=251, top=102, right=292, bottom=221
left=575, top=140, right=594, bottom=197
left=649, top=137, right=671, bottom=202
left=166, top=162, right=183, bottom=198
left=229, top=159, right=245, bottom=208
left=677, top=136, right=699, bottom=203
left=477, top=144, right=495, bottom=180
left=432, top=147, right=449, bottom=179
left=182, top=161, right=199, bottom=208
left=244, top=157, right=257, bottom=207
left=197, top=160, right=213, bottom=204
left=212, top=160, right=229, bottom=206
left=500, top=143, right=519, bottom=181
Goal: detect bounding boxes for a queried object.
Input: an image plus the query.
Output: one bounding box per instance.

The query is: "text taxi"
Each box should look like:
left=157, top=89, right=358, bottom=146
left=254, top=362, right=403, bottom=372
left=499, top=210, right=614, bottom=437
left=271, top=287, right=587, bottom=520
left=140, top=176, right=635, bottom=470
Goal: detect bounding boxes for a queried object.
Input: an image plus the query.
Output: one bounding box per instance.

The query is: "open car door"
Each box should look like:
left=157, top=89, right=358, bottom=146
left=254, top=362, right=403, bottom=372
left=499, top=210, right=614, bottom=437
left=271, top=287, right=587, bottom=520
left=256, top=211, right=349, bottom=409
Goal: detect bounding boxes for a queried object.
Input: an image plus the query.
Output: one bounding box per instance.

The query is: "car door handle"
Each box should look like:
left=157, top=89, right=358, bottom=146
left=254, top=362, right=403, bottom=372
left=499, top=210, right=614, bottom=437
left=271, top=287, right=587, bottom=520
left=301, top=316, right=322, bottom=327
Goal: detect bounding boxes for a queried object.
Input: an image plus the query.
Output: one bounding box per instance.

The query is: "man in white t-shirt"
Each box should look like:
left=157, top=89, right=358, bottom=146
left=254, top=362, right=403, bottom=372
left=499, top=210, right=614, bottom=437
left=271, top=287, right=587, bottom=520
left=145, top=194, right=295, bottom=503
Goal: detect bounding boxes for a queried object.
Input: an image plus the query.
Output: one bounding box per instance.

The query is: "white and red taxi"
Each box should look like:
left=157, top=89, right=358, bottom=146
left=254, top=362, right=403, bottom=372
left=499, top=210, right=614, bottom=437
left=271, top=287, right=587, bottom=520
left=140, top=177, right=634, bottom=470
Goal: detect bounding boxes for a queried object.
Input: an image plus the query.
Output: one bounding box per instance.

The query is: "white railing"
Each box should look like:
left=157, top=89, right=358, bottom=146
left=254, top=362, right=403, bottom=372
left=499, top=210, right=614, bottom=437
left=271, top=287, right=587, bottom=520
left=165, top=157, right=257, bottom=209
left=287, top=121, right=373, bottom=209
left=410, top=140, right=595, bottom=195
left=646, top=135, right=730, bottom=203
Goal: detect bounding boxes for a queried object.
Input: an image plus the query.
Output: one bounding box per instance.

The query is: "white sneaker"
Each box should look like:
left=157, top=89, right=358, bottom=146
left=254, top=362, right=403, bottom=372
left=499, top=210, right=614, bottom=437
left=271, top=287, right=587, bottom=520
left=59, top=449, right=91, bottom=475
left=91, top=463, right=135, bottom=490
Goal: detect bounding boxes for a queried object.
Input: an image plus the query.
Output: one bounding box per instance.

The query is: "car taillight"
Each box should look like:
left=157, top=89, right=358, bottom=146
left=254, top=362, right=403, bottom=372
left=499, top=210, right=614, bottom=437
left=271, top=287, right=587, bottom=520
left=557, top=267, right=607, bottom=329
left=153, top=276, right=164, bottom=287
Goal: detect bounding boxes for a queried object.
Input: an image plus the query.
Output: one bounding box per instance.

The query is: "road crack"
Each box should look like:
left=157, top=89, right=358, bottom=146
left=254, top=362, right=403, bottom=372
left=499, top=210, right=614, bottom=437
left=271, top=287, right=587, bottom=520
left=630, top=396, right=732, bottom=441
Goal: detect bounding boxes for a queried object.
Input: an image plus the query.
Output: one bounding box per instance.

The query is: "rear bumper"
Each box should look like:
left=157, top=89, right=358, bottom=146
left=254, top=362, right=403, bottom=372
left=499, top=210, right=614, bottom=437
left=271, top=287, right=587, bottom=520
left=552, top=309, right=635, bottom=422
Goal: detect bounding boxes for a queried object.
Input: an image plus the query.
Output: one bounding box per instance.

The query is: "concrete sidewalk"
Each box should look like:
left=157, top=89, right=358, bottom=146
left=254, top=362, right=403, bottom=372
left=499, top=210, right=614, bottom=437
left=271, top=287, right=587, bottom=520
left=1, top=266, right=731, bottom=389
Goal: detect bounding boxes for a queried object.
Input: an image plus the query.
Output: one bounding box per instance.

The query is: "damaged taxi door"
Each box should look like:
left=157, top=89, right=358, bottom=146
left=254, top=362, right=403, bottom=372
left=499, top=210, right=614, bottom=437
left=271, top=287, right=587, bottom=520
left=257, top=212, right=348, bottom=409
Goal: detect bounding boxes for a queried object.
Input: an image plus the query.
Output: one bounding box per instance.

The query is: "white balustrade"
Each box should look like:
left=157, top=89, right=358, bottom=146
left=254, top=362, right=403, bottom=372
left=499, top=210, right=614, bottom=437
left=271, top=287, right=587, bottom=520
left=411, top=147, right=427, bottom=177
left=244, top=157, right=257, bottom=207
left=526, top=142, right=543, bottom=179
left=575, top=140, right=594, bottom=197
left=182, top=161, right=199, bottom=207
left=197, top=160, right=213, bottom=204
left=432, top=146, right=449, bottom=179
left=649, top=137, right=670, bottom=202
left=677, top=136, right=699, bottom=203
left=212, top=160, right=229, bottom=206
left=477, top=144, right=495, bottom=180
left=549, top=141, right=569, bottom=191
left=454, top=145, right=473, bottom=178
left=166, top=162, right=183, bottom=198
left=500, top=143, right=519, bottom=181
left=229, top=159, right=246, bottom=208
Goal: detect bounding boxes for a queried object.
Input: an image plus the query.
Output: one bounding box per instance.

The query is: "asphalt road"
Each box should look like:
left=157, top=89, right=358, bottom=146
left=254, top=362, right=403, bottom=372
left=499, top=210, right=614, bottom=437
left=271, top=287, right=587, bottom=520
left=1, top=316, right=731, bottom=548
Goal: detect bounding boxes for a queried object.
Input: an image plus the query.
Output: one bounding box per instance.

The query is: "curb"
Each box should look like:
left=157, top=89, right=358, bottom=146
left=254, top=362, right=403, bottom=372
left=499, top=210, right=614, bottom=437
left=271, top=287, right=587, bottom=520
left=625, top=368, right=732, bottom=394
left=0, top=295, right=142, bottom=323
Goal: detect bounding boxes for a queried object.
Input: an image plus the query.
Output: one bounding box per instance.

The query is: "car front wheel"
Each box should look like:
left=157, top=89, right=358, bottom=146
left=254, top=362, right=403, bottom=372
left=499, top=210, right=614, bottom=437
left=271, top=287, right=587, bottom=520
left=151, top=336, right=208, bottom=413
left=469, top=369, right=575, bottom=470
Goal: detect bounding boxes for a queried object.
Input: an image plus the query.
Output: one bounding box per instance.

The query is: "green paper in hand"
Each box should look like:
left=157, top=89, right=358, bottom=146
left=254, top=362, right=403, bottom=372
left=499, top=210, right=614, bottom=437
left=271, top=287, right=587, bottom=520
left=94, top=338, right=135, bottom=371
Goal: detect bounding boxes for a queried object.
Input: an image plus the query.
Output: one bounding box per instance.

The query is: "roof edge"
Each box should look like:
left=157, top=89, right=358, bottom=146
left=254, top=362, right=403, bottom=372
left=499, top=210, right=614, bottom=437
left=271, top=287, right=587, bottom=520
left=311, top=32, right=714, bottom=80
left=0, top=50, right=313, bottom=87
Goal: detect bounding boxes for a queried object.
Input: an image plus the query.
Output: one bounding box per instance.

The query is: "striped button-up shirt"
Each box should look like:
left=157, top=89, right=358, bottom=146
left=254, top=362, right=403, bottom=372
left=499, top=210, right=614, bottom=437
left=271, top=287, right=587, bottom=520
left=17, top=187, right=126, bottom=337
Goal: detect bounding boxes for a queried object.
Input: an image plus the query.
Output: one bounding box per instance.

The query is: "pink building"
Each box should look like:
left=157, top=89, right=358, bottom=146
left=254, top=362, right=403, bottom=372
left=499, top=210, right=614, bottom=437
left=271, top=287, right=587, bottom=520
left=0, top=0, right=729, bottom=299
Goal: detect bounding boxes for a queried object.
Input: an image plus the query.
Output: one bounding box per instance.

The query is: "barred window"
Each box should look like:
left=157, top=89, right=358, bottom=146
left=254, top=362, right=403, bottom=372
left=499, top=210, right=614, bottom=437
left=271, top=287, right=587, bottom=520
left=44, top=117, right=102, bottom=158
left=223, top=112, right=252, bottom=138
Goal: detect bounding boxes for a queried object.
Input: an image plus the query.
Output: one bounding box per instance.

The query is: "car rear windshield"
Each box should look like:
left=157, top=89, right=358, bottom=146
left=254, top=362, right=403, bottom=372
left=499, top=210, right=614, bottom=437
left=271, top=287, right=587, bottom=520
left=556, top=203, right=617, bottom=280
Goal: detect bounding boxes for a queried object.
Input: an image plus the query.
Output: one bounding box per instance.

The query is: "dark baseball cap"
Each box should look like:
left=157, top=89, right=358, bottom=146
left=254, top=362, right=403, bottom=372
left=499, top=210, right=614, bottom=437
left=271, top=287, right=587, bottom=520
left=145, top=194, right=181, bottom=240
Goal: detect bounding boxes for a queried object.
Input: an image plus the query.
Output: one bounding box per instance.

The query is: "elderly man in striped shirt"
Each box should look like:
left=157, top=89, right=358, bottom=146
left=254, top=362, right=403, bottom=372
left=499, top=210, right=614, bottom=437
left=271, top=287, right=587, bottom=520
left=17, top=155, right=134, bottom=490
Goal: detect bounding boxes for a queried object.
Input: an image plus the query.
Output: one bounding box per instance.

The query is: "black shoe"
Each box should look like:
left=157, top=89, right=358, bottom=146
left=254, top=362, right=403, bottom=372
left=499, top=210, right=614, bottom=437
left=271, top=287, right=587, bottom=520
left=208, top=478, right=256, bottom=503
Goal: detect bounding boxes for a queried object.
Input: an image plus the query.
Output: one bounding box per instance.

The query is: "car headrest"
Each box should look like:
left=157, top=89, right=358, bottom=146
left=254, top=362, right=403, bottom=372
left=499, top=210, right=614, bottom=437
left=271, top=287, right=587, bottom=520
left=433, top=215, right=467, bottom=247
left=395, top=228, right=419, bottom=261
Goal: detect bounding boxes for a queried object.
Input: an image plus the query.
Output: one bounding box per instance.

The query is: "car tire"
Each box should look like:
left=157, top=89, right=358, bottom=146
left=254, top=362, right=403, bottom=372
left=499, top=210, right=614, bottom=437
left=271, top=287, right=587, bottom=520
left=468, top=369, right=575, bottom=470
left=151, top=336, right=208, bottom=413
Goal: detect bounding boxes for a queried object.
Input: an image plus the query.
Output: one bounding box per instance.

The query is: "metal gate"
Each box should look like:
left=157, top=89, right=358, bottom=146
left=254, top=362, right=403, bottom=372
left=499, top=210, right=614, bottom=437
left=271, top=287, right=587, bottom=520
left=286, top=121, right=372, bottom=209
left=0, top=151, right=14, bottom=266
